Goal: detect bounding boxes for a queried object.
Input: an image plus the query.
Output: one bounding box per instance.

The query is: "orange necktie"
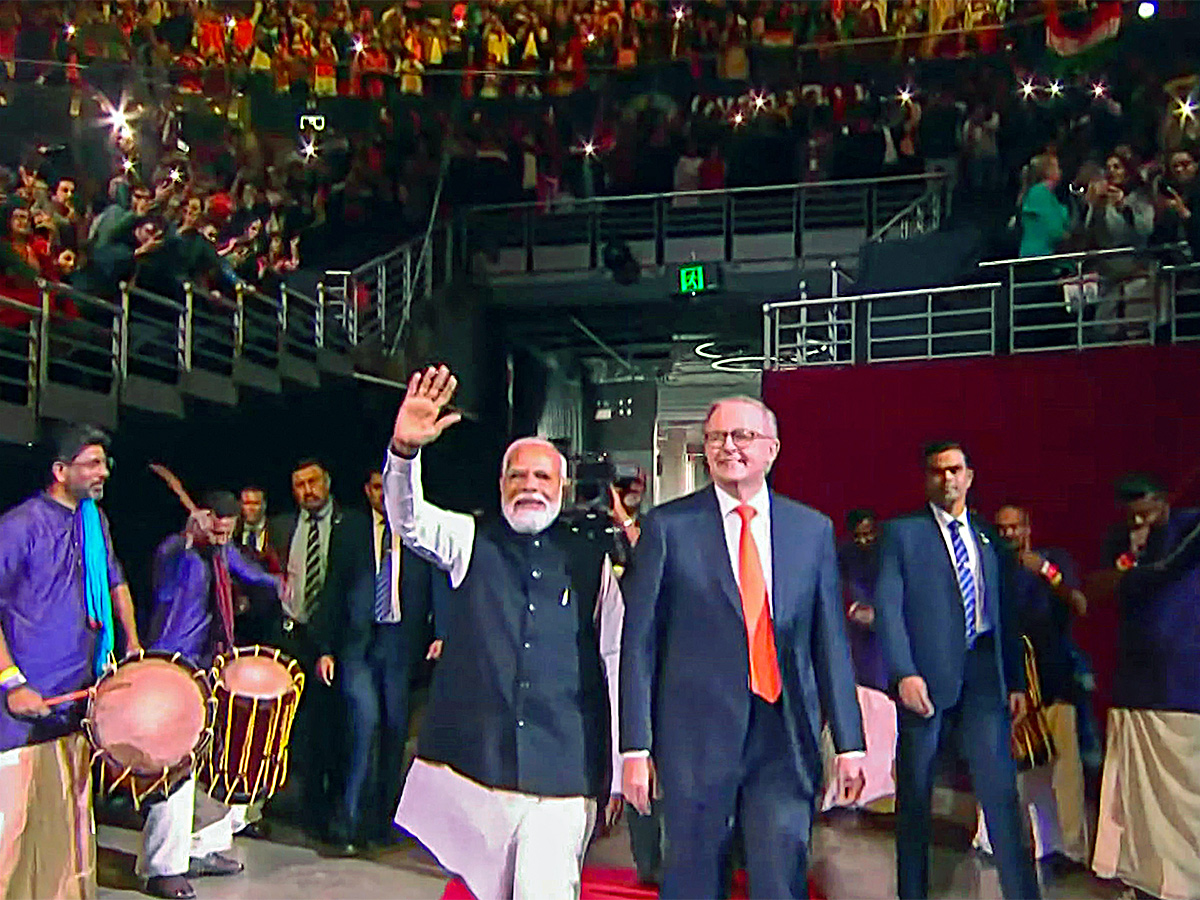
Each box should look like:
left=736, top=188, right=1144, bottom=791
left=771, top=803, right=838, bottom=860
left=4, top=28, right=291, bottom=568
left=735, top=505, right=782, bottom=702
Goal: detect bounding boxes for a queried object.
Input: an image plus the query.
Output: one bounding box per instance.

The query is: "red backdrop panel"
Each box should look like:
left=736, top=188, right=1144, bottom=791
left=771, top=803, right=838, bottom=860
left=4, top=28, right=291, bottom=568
left=763, top=345, right=1200, bottom=716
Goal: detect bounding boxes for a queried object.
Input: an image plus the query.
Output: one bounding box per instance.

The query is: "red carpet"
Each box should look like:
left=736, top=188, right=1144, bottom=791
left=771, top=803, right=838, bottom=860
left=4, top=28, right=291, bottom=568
left=440, top=867, right=825, bottom=899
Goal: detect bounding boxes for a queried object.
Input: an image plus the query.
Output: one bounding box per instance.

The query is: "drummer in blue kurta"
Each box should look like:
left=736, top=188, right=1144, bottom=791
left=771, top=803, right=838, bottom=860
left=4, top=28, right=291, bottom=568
left=0, top=423, right=140, bottom=899
left=139, top=491, right=283, bottom=900
left=1093, top=473, right=1200, bottom=900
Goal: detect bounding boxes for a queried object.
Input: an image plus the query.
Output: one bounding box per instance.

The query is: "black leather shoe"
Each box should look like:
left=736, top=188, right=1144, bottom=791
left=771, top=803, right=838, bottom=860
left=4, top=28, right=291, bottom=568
left=239, top=820, right=270, bottom=840
left=145, top=875, right=196, bottom=899
left=186, top=852, right=244, bottom=877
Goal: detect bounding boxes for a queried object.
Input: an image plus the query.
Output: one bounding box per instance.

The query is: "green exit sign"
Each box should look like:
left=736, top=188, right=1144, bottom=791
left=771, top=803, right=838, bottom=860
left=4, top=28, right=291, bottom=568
left=675, top=262, right=721, bottom=296
left=679, top=264, right=706, bottom=293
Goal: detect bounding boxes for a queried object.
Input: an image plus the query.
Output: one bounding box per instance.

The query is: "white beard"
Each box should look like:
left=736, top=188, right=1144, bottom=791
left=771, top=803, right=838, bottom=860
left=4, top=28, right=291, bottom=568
left=502, top=494, right=562, bottom=534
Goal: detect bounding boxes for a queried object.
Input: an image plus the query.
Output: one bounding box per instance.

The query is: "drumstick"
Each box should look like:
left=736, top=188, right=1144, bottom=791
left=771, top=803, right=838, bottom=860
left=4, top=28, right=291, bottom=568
left=148, top=463, right=200, bottom=514
left=41, top=688, right=93, bottom=708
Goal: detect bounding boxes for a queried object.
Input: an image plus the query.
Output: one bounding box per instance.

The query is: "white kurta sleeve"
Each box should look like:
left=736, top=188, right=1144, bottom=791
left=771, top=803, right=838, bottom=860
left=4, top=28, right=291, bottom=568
left=595, top=555, right=625, bottom=796
left=382, top=448, right=475, bottom=589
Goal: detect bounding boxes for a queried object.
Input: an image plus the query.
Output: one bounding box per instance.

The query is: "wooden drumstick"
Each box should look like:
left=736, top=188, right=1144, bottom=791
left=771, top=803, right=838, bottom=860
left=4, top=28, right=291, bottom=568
left=148, top=463, right=199, bottom=514
left=41, top=687, right=94, bottom=708
left=41, top=681, right=131, bottom=708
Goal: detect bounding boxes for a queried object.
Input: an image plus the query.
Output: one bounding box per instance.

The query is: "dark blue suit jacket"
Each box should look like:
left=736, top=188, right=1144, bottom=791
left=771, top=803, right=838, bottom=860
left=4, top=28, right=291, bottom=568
left=620, top=486, right=865, bottom=801
left=311, top=508, right=436, bottom=663
left=873, top=508, right=1025, bottom=710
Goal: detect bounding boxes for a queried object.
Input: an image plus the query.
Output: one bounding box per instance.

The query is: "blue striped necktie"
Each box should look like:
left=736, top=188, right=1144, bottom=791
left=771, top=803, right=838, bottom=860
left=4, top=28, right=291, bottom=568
left=948, top=519, right=978, bottom=645
left=374, top=526, right=393, bottom=622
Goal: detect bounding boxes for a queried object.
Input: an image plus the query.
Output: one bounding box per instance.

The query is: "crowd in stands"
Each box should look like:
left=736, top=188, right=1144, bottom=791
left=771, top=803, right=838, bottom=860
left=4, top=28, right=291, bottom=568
left=0, top=1, right=1199, bottom=316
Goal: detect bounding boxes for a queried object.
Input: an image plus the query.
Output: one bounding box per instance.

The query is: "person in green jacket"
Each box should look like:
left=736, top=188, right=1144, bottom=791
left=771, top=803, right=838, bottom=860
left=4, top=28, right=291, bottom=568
left=1019, top=154, right=1071, bottom=258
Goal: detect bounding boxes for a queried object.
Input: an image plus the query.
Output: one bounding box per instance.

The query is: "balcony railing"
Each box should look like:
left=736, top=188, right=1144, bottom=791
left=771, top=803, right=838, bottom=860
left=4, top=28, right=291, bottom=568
left=322, top=223, right=453, bottom=354
left=764, top=248, right=1200, bottom=369
left=0, top=275, right=342, bottom=423
left=459, top=172, right=949, bottom=277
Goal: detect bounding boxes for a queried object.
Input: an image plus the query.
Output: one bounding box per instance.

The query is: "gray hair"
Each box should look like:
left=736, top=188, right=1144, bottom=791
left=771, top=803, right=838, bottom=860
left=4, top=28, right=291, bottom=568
left=704, top=396, right=779, bottom=438
left=501, top=437, right=569, bottom=479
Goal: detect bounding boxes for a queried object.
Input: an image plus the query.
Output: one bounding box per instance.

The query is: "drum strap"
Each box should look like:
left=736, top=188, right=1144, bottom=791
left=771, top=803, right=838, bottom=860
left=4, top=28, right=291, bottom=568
left=213, top=553, right=235, bottom=651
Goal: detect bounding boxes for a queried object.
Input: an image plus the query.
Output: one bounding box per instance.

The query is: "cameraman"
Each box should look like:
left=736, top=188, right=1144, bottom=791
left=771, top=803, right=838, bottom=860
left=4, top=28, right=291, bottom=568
left=607, top=465, right=646, bottom=571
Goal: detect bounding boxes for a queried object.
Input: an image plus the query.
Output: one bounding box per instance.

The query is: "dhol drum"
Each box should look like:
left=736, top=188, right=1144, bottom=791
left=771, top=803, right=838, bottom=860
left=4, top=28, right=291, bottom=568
left=83, top=650, right=216, bottom=809
left=200, top=645, right=304, bottom=805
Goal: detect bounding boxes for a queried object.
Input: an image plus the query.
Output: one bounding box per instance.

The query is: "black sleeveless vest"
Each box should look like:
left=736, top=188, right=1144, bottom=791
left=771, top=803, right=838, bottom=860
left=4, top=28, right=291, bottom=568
left=416, top=518, right=611, bottom=798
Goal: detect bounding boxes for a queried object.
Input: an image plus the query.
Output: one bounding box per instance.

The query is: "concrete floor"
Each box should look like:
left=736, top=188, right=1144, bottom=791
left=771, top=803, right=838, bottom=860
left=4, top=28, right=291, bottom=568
left=96, top=810, right=1126, bottom=900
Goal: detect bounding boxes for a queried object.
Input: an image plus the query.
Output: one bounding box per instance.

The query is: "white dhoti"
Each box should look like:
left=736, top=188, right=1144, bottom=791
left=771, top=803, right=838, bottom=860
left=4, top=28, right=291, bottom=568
left=973, top=701, right=1088, bottom=862
left=822, top=685, right=897, bottom=812
left=138, top=778, right=235, bottom=879
left=1092, top=708, right=1200, bottom=900
left=396, top=758, right=597, bottom=900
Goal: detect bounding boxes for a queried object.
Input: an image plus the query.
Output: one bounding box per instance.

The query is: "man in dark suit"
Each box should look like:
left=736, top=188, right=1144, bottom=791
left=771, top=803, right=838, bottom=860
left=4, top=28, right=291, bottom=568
left=621, top=396, right=866, bottom=900
left=267, top=458, right=345, bottom=837
left=313, top=469, right=441, bottom=855
left=874, top=441, right=1039, bottom=900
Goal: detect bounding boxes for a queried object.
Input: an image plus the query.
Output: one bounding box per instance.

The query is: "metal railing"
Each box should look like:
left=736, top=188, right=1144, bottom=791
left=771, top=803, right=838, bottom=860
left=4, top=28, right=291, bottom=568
left=764, top=247, right=1200, bottom=369
left=1, top=273, right=338, bottom=422
left=0, top=295, right=40, bottom=410
left=459, top=172, right=949, bottom=276
left=979, top=246, right=1198, bottom=353
left=321, top=223, right=452, bottom=353
left=764, top=282, right=999, bottom=368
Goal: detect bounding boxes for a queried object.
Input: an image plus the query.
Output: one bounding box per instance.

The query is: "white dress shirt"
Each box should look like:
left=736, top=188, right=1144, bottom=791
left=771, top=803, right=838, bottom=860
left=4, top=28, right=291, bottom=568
left=625, top=481, right=864, bottom=761
left=715, top=482, right=774, bottom=614
left=928, top=503, right=987, bottom=634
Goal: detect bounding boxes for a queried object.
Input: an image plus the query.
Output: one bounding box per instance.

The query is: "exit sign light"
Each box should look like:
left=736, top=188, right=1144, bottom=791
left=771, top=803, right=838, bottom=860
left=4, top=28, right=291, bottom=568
left=675, top=262, right=721, bottom=296
left=679, top=264, right=706, bottom=294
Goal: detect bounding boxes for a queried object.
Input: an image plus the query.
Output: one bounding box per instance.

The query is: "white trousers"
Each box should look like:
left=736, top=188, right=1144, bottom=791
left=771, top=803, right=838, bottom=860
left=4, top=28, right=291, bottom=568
left=396, top=759, right=597, bottom=900
left=138, top=779, right=235, bottom=879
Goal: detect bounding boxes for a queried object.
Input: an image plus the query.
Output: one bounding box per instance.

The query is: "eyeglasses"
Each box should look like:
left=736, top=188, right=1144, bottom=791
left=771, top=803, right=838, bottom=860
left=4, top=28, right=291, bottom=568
left=703, top=429, right=773, bottom=449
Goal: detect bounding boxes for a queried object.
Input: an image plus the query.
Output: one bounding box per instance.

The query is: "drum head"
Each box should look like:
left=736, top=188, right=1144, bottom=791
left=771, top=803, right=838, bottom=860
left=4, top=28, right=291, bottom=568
left=221, top=654, right=293, bottom=699
left=91, top=658, right=207, bottom=774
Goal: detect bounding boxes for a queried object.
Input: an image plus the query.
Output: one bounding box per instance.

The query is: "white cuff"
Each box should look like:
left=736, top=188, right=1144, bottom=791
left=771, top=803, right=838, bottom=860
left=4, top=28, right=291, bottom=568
left=621, top=749, right=650, bottom=760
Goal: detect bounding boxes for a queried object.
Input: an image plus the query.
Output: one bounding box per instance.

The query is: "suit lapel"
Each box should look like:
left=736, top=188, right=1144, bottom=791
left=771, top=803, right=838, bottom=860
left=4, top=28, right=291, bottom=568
left=704, top=487, right=744, bottom=615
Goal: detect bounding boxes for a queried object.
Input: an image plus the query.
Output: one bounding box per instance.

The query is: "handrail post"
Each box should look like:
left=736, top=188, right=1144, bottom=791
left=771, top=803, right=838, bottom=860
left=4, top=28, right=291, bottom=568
left=182, top=282, right=194, bottom=372
left=1080, top=259, right=1089, bottom=350
left=723, top=192, right=733, bottom=262
left=794, top=185, right=804, bottom=260
left=1170, top=268, right=1178, bottom=345
left=36, top=284, right=51, bottom=400
left=316, top=283, right=327, bottom=349
left=348, top=276, right=359, bottom=346
left=655, top=197, right=665, bottom=268
left=119, top=283, right=130, bottom=382
left=830, top=260, right=839, bottom=300
left=234, top=283, right=246, bottom=360
left=380, top=259, right=390, bottom=346
left=278, top=283, right=289, bottom=356
left=109, top=287, right=121, bottom=390
left=762, top=303, right=772, bottom=371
